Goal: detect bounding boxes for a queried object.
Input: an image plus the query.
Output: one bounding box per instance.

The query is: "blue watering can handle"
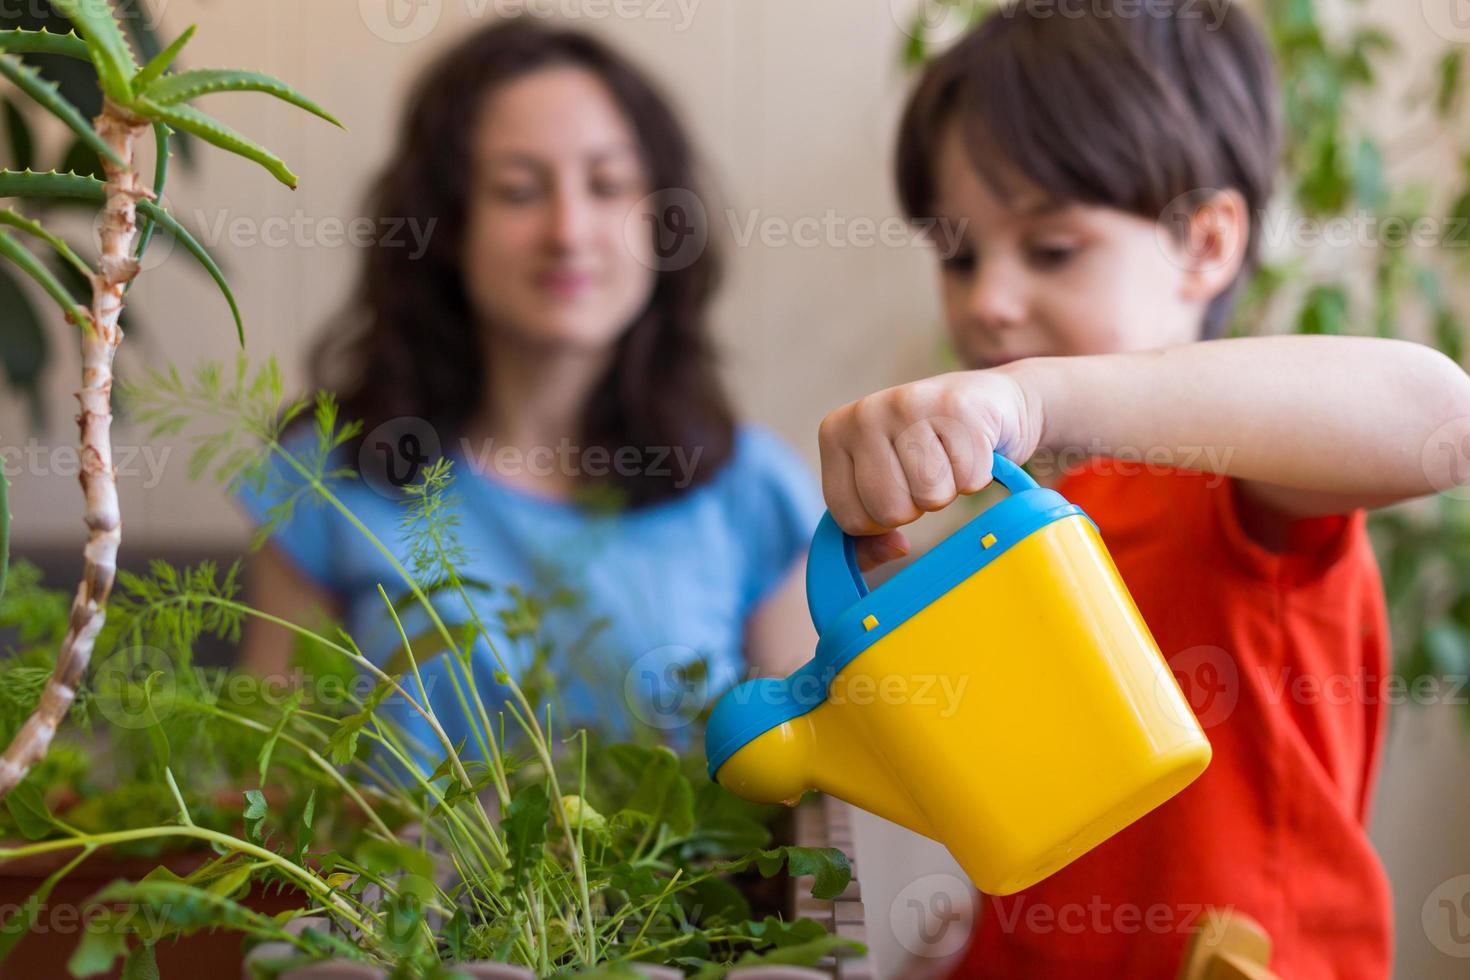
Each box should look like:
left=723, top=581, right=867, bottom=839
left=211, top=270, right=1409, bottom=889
left=805, top=451, right=1037, bottom=636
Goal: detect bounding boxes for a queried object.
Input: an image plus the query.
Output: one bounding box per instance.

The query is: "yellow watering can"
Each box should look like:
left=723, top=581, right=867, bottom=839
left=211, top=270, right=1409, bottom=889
left=704, top=452, right=1210, bottom=895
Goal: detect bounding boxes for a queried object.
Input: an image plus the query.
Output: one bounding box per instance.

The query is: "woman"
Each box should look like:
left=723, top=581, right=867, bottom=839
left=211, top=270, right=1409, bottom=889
left=236, top=20, right=820, bottom=753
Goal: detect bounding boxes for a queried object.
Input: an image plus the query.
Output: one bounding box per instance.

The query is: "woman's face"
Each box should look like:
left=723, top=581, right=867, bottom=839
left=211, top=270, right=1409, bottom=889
left=462, top=66, right=656, bottom=351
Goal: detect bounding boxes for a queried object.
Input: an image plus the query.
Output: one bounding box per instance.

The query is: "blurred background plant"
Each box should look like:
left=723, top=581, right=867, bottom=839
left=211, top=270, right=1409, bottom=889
left=901, top=0, right=1470, bottom=723
left=0, top=0, right=197, bottom=427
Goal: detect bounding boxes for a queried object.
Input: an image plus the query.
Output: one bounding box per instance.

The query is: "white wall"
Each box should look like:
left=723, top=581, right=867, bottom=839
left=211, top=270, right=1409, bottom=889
left=1, top=0, right=944, bottom=548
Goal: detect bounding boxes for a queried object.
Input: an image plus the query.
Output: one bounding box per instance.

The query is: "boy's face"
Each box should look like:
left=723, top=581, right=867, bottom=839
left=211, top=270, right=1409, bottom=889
left=931, top=122, right=1217, bottom=368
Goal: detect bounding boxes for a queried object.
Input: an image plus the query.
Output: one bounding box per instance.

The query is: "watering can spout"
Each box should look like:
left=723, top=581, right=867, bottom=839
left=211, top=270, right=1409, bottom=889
left=704, top=452, right=1211, bottom=895
left=706, top=679, right=936, bottom=834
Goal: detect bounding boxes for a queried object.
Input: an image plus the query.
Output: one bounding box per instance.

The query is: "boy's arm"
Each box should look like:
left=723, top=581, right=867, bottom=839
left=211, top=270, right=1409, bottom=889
left=818, top=336, right=1470, bottom=565
left=1011, top=336, right=1470, bottom=517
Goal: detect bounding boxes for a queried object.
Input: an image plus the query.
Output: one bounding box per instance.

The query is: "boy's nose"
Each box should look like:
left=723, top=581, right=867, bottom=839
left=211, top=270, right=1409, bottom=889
left=966, top=264, right=1026, bottom=331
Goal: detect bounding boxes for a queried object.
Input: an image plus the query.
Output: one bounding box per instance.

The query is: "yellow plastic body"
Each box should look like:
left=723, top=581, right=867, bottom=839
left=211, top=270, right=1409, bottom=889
left=714, top=514, right=1210, bottom=895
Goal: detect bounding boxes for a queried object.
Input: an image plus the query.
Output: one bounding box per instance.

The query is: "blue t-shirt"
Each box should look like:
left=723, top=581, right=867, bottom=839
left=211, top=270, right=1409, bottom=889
left=235, top=425, right=823, bottom=766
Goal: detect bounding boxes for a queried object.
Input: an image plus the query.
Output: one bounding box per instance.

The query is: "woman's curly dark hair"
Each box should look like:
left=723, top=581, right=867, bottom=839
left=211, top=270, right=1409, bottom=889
left=311, top=18, right=733, bottom=507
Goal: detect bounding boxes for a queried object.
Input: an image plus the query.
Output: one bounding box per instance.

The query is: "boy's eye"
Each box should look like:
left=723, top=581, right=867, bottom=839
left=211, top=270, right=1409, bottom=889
left=940, top=250, right=977, bottom=275
left=1027, top=242, right=1080, bottom=269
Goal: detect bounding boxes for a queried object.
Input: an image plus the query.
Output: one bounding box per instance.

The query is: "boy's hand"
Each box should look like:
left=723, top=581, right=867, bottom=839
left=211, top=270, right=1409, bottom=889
left=817, top=368, right=1041, bottom=571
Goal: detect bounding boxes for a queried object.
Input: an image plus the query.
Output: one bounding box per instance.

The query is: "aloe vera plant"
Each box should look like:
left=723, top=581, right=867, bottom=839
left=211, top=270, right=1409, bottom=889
left=0, top=0, right=340, bottom=795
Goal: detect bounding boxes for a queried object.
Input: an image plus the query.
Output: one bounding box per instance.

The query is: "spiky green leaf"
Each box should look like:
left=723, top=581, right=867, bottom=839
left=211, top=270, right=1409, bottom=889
left=130, top=23, right=193, bottom=93
left=0, top=27, right=91, bottom=61
left=46, top=0, right=138, bottom=104
left=127, top=119, right=168, bottom=283
left=0, top=169, right=242, bottom=343
left=142, top=68, right=341, bottom=128
left=0, top=54, right=126, bottom=167
left=0, top=206, right=91, bottom=277
left=134, top=99, right=296, bottom=188
left=0, top=229, right=90, bottom=328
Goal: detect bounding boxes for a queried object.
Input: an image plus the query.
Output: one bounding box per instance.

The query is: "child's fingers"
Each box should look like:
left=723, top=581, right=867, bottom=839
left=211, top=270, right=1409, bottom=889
left=895, top=419, right=960, bottom=511
left=853, top=436, right=924, bottom=531
left=817, top=440, right=878, bottom=536
left=932, top=413, right=991, bottom=495
left=854, top=530, right=910, bottom=572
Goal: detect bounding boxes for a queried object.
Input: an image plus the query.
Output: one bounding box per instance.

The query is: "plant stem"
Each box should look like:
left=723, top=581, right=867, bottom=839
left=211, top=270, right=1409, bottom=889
left=0, top=101, right=150, bottom=796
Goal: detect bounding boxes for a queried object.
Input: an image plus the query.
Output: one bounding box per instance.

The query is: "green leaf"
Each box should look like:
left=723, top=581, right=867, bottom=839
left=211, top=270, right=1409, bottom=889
left=257, top=687, right=302, bottom=785
left=780, top=845, right=854, bottom=901
left=130, top=23, right=192, bottom=93
left=0, top=166, right=105, bottom=201
left=0, top=28, right=91, bottom=61
left=1297, top=131, right=1349, bottom=215
left=0, top=53, right=126, bottom=167
left=1434, top=307, right=1463, bottom=366
left=505, top=782, right=550, bottom=904
left=3, top=98, right=33, bottom=170
left=354, top=839, right=434, bottom=880
left=66, top=914, right=129, bottom=976
left=718, top=845, right=853, bottom=901
left=0, top=229, right=91, bottom=328
left=682, top=781, right=771, bottom=857
left=1438, top=48, right=1464, bottom=118
left=0, top=170, right=242, bottom=343
left=242, top=787, right=267, bottom=840
left=611, top=744, right=695, bottom=837
left=47, top=0, right=138, bottom=104
left=134, top=98, right=297, bottom=188
left=1297, top=283, right=1349, bottom=336
left=127, top=120, right=168, bottom=278
left=731, top=930, right=864, bottom=969
left=1351, top=138, right=1384, bottom=211
left=0, top=206, right=91, bottom=277
left=142, top=68, right=342, bottom=128
left=4, top=780, right=56, bottom=839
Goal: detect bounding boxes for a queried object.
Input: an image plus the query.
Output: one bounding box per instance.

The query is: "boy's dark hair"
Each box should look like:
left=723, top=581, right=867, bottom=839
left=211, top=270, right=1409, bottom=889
left=896, top=0, right=1279, bottom=339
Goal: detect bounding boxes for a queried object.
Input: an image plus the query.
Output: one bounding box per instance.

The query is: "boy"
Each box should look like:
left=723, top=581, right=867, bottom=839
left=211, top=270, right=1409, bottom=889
left=819, top=2, right=1470, bottom=977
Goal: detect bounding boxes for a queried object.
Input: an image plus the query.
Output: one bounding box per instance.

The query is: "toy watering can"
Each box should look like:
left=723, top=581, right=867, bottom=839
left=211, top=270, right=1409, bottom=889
left=704, top=452, right=1210, bottom=896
